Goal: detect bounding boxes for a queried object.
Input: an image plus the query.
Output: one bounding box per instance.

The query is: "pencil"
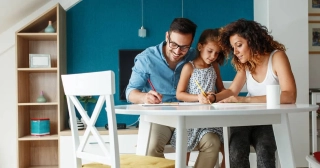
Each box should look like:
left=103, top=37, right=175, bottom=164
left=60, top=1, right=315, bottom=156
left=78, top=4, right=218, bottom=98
left=195, top=79, right=211, bottom=104
left=195, top=80, right=206, bottom=96
left=147, top=79, right=156, bottom=91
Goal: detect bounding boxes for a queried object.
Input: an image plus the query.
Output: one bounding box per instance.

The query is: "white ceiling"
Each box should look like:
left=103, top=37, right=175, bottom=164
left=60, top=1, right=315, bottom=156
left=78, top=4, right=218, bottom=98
left=0, top=0, right=50, bottom=34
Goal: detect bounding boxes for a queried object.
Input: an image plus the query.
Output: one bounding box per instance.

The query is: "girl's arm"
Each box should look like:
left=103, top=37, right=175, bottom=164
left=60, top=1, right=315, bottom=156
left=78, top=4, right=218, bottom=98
left=206, top=62, right=233, bottom=103
left=176, top=63, right=199, bottom=102
left=212, top=62, right=225, bottom=93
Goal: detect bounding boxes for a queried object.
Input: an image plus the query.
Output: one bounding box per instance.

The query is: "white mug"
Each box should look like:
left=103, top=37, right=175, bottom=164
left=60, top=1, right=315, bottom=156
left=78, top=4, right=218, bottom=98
left=266, top=85, right=280, bottom=108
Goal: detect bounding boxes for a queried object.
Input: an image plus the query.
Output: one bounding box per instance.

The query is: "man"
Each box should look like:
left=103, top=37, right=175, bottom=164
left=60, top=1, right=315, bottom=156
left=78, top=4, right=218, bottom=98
left=126, top=18, right=221, bottom=168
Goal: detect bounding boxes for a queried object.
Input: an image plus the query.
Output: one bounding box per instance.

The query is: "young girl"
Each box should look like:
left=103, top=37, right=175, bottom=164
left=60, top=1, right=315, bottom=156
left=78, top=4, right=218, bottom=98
left=171, top=28, right=227, bottom=168
left=218, top=19, right=296, bottom=168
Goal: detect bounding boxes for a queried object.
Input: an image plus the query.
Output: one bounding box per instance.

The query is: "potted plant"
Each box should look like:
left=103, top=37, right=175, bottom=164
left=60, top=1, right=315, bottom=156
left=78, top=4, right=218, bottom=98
left=68, top=96, right=97, bottom=130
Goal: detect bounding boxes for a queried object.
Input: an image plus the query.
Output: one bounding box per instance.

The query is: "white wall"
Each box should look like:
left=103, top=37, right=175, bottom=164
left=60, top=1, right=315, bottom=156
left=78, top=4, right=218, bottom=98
left=0, top=0, right=80, bottom=167
left=254, top=0, right=309, bottom=167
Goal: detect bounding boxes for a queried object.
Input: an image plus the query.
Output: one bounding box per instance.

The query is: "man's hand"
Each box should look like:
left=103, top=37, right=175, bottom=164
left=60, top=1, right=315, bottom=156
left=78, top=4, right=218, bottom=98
left=143, top=90, right=162, bottom=104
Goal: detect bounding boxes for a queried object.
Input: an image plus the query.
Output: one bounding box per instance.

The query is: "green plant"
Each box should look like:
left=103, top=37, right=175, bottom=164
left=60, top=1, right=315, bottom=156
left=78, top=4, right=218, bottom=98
left=78, top=96, right=97, bottom=111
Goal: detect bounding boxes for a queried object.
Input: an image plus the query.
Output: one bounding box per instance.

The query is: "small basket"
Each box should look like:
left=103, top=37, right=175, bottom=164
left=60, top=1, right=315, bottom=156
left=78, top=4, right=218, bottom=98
left=30, top=118, right=50, bottom=136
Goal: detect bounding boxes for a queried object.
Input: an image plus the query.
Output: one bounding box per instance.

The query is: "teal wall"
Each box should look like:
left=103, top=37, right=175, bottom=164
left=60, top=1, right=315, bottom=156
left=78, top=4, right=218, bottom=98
left=66, top=0, right=253, bottom=126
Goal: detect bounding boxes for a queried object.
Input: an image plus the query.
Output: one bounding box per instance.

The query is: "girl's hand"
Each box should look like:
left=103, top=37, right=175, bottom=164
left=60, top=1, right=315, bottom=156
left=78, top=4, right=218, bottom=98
left=206, top=92, right=216, bottom=103
left=198, top=94, right=211, bottom=104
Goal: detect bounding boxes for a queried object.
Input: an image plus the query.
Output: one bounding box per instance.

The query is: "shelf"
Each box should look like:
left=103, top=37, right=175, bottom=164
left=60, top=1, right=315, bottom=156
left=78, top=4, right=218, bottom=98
left=16, top=4, right=66, bottom=167
left=18, top=105, right=58, bottom=137
left=18, top=102, right=58, bottom=106
left=16, top=39, right=58, bottom=68
left=16, top=33, right=57, bottom=40
left=17, top=72, right=58, bottom=103
left=19, top=134, right=59, bottom=141
left=18, top=68, right=58, bottom=72
left=18, top=140, right=59, bottom=167
left=29, top=166, right=58, bottom=168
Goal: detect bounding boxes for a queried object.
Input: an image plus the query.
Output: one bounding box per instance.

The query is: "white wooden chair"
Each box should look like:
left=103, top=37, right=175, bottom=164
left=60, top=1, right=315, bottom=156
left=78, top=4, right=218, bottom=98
left=61, top=70, right=175, bottom=168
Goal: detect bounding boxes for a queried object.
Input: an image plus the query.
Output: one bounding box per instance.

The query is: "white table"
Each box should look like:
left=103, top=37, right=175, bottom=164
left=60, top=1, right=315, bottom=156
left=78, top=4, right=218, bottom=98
left=115, top=103, right=318, bottom=168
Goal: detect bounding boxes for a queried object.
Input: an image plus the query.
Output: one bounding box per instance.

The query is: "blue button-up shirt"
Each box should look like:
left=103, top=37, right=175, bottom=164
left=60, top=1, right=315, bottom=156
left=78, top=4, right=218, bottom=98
left=125, top=41, right=196, bottom=103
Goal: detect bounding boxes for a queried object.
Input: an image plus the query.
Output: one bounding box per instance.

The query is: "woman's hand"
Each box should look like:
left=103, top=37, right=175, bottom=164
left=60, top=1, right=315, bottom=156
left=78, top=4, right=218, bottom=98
left=219, top=96, right=241, bottom=103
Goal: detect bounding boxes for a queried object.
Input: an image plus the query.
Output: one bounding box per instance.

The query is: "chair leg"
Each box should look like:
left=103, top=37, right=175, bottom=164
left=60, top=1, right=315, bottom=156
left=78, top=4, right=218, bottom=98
left=187, top=152, right=190, bottom=165
left=215, top=158, right=220, bottom=168
left=220, top=144, right=225, bottom=168
left=276, top=151, right=280, bottom=168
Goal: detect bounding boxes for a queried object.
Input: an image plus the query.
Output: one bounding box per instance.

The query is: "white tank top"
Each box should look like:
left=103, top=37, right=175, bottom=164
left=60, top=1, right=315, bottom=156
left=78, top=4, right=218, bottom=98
left=246, top=50, right=279, bottom=96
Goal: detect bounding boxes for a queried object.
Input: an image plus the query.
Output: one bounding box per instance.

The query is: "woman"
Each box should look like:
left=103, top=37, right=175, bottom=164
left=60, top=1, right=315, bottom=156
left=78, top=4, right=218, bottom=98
left=218, top=19, right=297, bottom=168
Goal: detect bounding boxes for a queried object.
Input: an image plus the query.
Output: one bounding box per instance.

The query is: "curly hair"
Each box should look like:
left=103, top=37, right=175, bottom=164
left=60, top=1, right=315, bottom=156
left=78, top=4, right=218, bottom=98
left=197, top=28, right=226, bottom=65
left=219, top=19, right=286, bottom=73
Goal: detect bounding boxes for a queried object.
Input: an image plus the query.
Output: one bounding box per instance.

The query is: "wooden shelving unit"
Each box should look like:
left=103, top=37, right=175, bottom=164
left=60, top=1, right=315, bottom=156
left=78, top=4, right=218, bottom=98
left=16, top=4, right=66, bottom=168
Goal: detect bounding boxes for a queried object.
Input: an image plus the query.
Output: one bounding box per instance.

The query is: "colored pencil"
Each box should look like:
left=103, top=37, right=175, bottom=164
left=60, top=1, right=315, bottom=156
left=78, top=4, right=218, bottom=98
left=195, top=79, right=211, bottom=104
left=148, top=79, right=156, bottom=91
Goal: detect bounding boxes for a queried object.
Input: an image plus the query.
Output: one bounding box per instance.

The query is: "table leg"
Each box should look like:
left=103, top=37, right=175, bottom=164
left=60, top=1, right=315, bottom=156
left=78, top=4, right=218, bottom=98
left=136, top=115, right=151, bottom=155
left=223, top=127, right=230, bottom=168
left=272, top=113, right=296, bottom=168
left=176, top=116, right=188, bottom=168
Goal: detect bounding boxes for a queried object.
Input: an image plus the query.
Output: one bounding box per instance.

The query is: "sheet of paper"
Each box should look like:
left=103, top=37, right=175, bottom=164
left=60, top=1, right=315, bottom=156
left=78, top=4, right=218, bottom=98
left=211, top=103, right=265, bottom=107
left=139, top=102, right=206, bottom=106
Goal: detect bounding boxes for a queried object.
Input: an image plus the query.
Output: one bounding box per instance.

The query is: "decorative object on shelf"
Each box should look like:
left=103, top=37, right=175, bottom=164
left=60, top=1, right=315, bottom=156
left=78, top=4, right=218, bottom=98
left=29, top=54, right=51, bottom=68
left=79, top=96, right=97, bottom=110
left=30, top=118, right=50, bottom=136
left=44, top=20, right=55, bottom=33
left=314, top=151, right=320, bottom=162
left=68, top=96, right=97, bottom=130
left=138, top=0, right=146, bottom=38
left=36, top=91, right=47, bottom=103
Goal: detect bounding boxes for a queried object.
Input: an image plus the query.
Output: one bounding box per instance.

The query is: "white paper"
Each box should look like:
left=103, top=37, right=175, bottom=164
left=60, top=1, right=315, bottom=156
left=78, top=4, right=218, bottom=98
left=212, top=103, right=265, bottom=107
left=139, top=102, right=205, bottom=106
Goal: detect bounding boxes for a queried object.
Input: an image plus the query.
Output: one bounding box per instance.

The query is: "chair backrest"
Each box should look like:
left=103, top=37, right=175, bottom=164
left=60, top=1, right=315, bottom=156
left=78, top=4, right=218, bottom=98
left=61, top=70, right=120, bottom=167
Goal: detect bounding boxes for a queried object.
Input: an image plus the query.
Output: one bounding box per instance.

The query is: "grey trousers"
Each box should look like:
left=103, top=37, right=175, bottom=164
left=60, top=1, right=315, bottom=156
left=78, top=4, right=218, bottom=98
left=229, top=125, right=277, bottom=168
left=147, top=123, right=221, bottom=168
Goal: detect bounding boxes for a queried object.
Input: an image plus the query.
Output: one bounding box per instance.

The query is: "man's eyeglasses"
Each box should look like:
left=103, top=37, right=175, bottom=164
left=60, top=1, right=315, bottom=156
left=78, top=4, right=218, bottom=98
left=168, top=35, right=191, bottom=52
